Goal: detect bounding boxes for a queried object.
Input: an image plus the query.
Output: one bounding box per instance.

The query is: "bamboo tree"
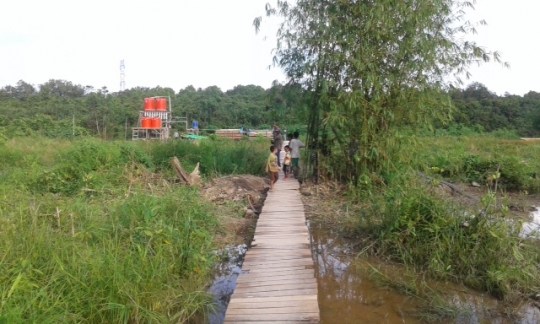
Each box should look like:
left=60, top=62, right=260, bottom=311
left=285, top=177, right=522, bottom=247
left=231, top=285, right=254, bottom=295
left=255, top=0, right=506, bottom=183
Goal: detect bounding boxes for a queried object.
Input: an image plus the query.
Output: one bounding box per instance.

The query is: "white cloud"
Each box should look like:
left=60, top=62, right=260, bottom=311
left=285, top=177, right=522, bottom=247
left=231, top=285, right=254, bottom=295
left=0, top=0, right=285, bottom=91
left=0, top=0, right=537, bottom=95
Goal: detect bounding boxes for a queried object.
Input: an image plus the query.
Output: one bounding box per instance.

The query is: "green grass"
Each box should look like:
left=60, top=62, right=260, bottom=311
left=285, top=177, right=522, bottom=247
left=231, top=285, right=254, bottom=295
left=404, top=135, right=540, bottom=192
left=317, top=134, right=540, bottom=302
left=0, top=136, right=270, bottom=323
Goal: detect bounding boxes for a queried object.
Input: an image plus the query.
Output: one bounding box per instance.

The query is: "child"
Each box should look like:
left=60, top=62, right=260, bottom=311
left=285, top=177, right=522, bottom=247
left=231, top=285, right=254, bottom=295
left=265, top=145, right=281, bottom=191
left=283, top=145, right=292, bottom=180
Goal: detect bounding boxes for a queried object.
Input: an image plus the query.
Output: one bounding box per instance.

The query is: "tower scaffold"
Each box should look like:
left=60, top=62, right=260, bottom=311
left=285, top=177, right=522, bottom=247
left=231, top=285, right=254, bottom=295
left=119, top=60, right=126, bottom=92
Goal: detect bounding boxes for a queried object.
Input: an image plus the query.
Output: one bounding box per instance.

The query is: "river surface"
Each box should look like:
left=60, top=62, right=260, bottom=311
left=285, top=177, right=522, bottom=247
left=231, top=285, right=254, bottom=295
left=208, top=216, right=540, bottom=324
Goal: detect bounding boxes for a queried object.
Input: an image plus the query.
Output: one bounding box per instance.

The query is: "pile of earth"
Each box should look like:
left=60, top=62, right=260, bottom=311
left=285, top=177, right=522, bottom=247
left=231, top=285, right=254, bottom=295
left=203, top=175, right=268, bottom=210
left=203, top=175, right=269, bottom=246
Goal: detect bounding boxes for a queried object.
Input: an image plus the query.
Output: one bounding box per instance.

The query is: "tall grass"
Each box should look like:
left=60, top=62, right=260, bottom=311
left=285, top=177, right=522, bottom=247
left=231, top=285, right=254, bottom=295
left=0, top=136, right=269, bottom=323
left=149, top=137, right=268, bottom=177
left=399, top=135, right=540, bottom=192
left=333, top=134, right=540, bottom=301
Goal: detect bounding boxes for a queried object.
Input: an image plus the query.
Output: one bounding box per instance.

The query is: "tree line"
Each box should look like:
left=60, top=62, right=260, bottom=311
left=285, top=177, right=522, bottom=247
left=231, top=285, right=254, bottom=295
left=0, top=79, right=306, bottom=140
left=0, top=79, right=539, bottom=141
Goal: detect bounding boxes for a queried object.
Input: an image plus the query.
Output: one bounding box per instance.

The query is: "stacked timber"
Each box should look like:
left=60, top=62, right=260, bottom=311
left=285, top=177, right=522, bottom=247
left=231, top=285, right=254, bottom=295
left=215, top=129, right=244, bottom=140
left=215, top=129, right=274, bottom=140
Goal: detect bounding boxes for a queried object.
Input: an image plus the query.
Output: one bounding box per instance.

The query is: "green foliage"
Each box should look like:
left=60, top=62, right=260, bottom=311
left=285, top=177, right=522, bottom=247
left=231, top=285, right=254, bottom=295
left=149, top=138, right=269, bottom=177
left=346, top=175, right=540, bottom=300
left=256, top=0, right=504, bottom=184
left=411, top=135, right=540, bottom=193
left=0, top=79, right=308, bottom=140
left=451, top=84, right=540, bottom=136
left=0, top=136, right=272, bottom=323
left=0, top=190, right=216, bottom=323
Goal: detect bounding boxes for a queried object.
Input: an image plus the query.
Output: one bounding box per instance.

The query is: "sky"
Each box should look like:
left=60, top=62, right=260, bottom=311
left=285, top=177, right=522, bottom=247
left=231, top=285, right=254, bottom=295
left=0, top=0, right=538, bottom=95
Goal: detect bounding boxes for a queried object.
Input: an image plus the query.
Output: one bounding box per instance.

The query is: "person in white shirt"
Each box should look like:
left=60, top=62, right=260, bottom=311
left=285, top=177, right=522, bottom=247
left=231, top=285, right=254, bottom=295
left=289, top=131, right=305, bottom=178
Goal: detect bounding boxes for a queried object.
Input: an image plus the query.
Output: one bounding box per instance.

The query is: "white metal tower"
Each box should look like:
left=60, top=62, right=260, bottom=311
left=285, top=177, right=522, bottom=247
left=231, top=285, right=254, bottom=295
left=120, top=60, right=126, bottom=91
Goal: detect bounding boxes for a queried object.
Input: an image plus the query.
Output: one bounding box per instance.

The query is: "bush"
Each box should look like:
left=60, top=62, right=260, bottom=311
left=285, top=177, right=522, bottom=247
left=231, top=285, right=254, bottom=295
left=347, top=177, right=540, bottom=299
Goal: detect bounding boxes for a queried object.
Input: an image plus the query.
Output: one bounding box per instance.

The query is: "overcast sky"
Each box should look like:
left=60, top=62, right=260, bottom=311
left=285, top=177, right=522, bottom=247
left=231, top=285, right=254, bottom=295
left=0, top=0, right=537, bottom=95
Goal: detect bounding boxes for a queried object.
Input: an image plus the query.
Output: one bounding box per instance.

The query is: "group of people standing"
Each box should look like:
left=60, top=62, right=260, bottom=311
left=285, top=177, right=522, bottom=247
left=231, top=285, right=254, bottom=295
left=265, top=125, right=305, bottom=191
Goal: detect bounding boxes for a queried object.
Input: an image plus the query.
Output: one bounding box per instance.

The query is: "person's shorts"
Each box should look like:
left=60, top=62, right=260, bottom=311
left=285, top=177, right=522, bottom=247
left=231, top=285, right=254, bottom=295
left=292, top=158, right=299, bottom=168
left=283, top=165, right=290, bottom=173
left=269, top=171, right=279, bottom=182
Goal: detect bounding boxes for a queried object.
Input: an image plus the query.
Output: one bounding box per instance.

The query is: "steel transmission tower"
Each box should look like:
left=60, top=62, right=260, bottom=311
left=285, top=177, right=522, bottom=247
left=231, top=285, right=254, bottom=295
left=120, top=60, right=126, bottom=91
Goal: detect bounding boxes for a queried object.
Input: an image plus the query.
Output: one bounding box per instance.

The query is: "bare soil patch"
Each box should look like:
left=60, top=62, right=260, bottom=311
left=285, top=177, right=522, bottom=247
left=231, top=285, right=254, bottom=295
left=202, top=175, right=269, bottom=247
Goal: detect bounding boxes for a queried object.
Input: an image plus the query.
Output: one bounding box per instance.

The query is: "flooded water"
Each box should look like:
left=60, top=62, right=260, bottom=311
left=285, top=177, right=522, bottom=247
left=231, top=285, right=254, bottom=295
left=310, top=221, right=540, bottom=324
left=521, top=207, right=540, bottom=238
left=208, top=244, right=248, bottom=324
left=207, top=218, right=540, bottom=324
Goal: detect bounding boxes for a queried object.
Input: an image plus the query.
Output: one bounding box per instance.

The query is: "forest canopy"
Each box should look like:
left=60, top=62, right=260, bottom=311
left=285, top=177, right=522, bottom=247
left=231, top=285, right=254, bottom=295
left=0, top=79, right=539, bottom=140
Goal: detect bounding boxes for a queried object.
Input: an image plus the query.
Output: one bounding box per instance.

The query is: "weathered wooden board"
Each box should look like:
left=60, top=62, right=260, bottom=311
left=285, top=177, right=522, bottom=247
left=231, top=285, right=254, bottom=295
left=230, top=288, right=317, bottom=299
left=224, top=172, right=320, bottom=323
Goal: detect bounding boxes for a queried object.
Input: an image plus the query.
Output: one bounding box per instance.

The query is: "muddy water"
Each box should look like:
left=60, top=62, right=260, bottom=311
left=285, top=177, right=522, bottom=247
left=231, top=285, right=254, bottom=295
left=208, top=220, right=540, bottom=324
left=208, top=244, right=248, bottom=324
left=310, top=221, right=540, bottom=324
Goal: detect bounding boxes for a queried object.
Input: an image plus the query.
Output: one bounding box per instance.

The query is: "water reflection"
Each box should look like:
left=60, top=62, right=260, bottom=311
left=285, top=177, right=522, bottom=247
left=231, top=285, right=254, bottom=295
left=207, top=244, right=247, bottom=324
left=521, top=207, right=540, bottom=238
left=207, top=220, right=540, bottom=324
left=310, top=222, right=540, bottom=324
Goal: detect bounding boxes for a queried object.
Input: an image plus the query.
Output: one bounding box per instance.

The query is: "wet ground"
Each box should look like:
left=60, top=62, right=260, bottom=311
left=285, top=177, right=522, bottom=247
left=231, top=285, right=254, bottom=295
left=207, top=207, right=540, bottom=324
left=310, top=221, right=540, bottom=324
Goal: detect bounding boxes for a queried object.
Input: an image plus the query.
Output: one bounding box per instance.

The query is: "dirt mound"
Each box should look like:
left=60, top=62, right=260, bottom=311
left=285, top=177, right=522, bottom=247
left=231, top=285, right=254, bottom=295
left=203, top=175, right=268, bottom=207
left=203, top=175, right=268, bottom=247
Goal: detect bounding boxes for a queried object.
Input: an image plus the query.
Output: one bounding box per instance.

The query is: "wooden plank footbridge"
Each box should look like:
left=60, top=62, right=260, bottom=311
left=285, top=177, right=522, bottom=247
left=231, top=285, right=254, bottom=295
left=224, top=173, right=320, bottom=323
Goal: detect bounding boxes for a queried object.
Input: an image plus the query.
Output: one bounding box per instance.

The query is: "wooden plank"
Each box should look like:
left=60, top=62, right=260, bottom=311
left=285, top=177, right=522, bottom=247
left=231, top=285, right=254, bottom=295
left=253, top=226, right=308, bottom=231
left=243, top=253, right=312, bottom=262
left=224, top=176, right=319, bottom=323
left=254, top=234, right=310, bottom=239
left=234, top=282, right=317, bottom=294
left=244, top=248, right=311, bottom=254
left=225, top=312, right=318, bottom=322
left=235, top=277, right=316, bottom=288
left=242, top=256, right=312, bottom=264
left=252, top=239, right=310, bottom=246
left=227, top=303, right=319, bottom=314
left=231, top=288, right=317, bottom=298
left=236, top=271, right=315, bottom=281
left=228, top=298, right=318, bottom=309
left=236, top=275, right=317, bottom=287
left=243, top=256, right=312, bottom=264
left=229, top=295, right=317, bottom=303
left=253, top=235, right=310, bottom=242
left=225, top=321, right=318, bottom=324
left=254, top=230, right=310, bottom=235
left=249, top=243, right=311, bottom=250
left=242, top=260, right=313, bottom=273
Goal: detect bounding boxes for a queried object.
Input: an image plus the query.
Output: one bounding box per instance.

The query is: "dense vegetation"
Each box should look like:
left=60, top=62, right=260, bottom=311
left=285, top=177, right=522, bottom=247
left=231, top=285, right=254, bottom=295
left=253, top=0, right=540, bottom=313
left=0, top=137, right=267, bottom=323
left=3, top=0, right=540, bottom=321
left=0, top=80, right=306, bottom=140
left=339, top=135, right=540, bottom=301
left=1, top=79, right=540, bottom=142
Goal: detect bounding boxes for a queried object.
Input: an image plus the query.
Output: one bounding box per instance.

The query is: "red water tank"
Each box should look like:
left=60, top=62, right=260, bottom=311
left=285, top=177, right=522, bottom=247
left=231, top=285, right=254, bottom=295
left=154, top=118, right=163, bottom=129
left=144, top=98, right=155, bottom=111
left=141, top=117, right=151, bottom=128
left=156, top=98, right=167, bottom=111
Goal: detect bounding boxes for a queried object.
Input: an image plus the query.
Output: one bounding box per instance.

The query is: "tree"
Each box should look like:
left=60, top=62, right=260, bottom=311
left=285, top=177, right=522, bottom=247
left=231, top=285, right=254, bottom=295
left=255, top=0, right=505, bottom=183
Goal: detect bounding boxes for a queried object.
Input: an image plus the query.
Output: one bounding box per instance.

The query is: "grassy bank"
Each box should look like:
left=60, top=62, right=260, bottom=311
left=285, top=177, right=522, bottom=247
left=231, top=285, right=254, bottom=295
left=313, top=134, right=540, bottom=303
left=0, top=137, right=268, bottom=323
